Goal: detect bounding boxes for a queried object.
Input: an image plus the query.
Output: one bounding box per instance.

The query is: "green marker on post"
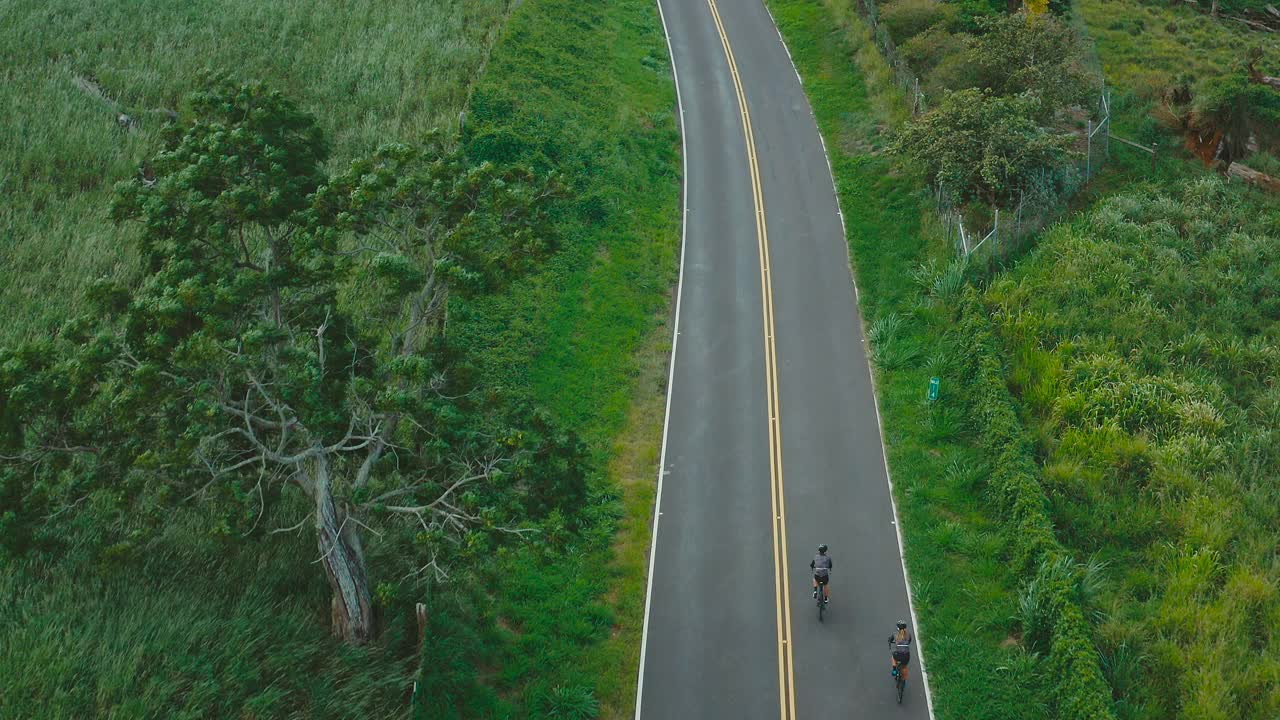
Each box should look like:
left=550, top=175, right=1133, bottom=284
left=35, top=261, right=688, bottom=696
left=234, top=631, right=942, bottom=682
left=927, top=376, right=940, bottom=403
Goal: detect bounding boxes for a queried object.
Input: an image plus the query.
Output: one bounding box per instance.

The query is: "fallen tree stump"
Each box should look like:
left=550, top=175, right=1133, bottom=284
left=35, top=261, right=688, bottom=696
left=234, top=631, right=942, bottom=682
left=1227, top=162, right=1280, bottom=192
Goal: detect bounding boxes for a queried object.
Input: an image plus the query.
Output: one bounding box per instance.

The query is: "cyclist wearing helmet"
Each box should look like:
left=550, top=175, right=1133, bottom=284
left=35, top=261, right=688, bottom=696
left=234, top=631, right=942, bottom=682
left=810, top=544, right=832, bottom=604
left=889, top=621, right=914, bottom=686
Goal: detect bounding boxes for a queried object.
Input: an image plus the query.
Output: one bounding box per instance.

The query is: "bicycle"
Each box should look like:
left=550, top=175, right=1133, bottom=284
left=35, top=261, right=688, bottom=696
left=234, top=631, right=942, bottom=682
left=813, top=572, right=830, bottom=622
left=888, top=637, right=907, bottom=704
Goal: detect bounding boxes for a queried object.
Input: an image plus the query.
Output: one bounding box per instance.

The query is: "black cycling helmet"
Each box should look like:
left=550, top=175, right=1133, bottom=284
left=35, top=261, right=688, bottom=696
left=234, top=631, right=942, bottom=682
left=897, top=620, right=907, bottom=629
left=818, top=544, right=828, bottom=554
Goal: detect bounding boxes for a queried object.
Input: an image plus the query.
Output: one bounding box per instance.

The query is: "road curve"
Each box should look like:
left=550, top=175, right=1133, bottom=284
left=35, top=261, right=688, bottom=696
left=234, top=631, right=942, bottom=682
left=637, top=0, right=934, bottom=718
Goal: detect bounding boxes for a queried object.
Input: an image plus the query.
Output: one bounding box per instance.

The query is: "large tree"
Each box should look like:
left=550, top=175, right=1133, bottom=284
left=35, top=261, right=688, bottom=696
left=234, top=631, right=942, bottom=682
left=0, top=78, right=584, bottom=643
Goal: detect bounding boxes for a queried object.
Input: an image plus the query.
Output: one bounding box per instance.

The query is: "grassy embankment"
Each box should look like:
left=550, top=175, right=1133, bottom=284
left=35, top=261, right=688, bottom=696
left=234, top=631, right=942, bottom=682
left=764, top=0, right=1069, bottom=717
left=417, top=0, right=680, bottom=717
left=0, top=0, right=511, bottom=346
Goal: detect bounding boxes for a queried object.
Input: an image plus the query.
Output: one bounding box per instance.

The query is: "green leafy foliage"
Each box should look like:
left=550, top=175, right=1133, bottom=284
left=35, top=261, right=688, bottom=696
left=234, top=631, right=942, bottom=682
left=963, top=14, right=1097, bottom=119
left=1192, top=68, right=1280, bottom=162
left=0, top=0, right=514, bottom=347
left=881, top=0, right=958, bottom=42
left=893, top=89, right=1076, bottom=206
left=2, top=0, right=681, bottom=714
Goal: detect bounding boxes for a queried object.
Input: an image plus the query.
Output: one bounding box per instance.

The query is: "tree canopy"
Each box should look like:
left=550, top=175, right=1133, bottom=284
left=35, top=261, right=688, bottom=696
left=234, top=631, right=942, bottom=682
left=964, top=13, right=1096, bottom=121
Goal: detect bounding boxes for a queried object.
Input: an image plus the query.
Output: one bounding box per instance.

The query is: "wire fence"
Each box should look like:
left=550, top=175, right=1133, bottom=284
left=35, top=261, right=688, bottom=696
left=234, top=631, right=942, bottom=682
left=939, top=91, right=1111, bottom=259
left=850, top=0, right=1163, bottom=260
left=855, top=0, right=927, bottom=114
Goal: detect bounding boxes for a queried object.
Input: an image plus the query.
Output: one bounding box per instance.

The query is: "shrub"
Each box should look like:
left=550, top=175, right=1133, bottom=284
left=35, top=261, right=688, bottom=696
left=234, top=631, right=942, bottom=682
left=943, top=0, right=1004, bottom=33
left=900, top=25, right=966, bottom=74
left=892, top=89, right=1076, bottom=207
left=1192, top=70, right=1280, bottom=162
left=881, top=0, right=957, bottom=43
left=964, top=14, right=1098, bottom=120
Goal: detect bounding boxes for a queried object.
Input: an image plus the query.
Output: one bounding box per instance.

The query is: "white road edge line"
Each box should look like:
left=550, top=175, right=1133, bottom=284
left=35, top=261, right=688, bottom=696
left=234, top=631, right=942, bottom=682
left=756, top=2, right=937, bottom=717
left=635, top=0, right=689, bottom=716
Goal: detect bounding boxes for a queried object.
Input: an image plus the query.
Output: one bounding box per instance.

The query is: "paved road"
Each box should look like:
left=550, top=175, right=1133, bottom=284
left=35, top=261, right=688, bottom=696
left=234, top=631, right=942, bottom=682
left=637, top=1, right=933, bottom=718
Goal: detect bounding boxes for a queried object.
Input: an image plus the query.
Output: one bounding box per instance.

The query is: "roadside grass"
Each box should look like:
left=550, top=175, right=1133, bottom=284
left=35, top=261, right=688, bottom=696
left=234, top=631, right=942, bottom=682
left=417, top=0, right=680, bottom=716
left=585, top=316, right=671, bottom=719
left=764, top=1, right=1056, bottom=717
left=0, top=0, right=513, bottom=346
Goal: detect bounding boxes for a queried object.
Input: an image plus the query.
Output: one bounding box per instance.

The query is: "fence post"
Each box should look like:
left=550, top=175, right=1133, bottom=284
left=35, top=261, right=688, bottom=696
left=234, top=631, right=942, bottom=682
left=1151, top=142, right=1158, bottom=172
left=1086, top=119, right=1093, bottom=179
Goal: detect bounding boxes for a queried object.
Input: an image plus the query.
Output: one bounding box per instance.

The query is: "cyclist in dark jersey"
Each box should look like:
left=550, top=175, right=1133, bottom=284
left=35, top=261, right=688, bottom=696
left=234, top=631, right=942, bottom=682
left=889, top=621, right=914, bottom=686
left=810, top=544, right=832, bottom=604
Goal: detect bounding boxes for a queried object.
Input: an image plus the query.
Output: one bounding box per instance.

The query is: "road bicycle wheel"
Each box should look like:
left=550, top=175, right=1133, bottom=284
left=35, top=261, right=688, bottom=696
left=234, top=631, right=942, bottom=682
left=817, top=589, right=825, bottom=622
left=896, top=674, right=905, bottom=704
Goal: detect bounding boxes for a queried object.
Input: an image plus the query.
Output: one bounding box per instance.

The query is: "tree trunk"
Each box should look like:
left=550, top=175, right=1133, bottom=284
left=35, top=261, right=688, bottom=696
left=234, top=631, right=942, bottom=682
left=311, top=458, right=375, bottom=644
left=1211, top=0, right=1219, bottom=17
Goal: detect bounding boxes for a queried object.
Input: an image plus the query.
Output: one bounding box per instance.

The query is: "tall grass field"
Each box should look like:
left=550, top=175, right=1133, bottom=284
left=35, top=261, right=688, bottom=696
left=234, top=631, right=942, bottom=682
left=0, top=0, right=512, bottom=346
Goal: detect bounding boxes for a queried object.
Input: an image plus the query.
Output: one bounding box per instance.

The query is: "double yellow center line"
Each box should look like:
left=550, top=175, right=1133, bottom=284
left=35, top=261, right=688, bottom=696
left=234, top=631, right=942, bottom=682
left=705, top=1, right=796, bottom=717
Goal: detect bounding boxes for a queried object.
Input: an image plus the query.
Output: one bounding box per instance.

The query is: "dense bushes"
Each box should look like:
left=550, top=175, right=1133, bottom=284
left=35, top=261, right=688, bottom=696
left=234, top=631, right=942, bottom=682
left=881, top=0, right=957, bottom=42
left=959, top=297, right=1115, bottom=720
left=987, top=178, right=1280, bottom=719
left=885, top=10, right=1097, bottom=214
left=892, top=89, right=1076, bottom=206
left=900, top=26, right=966, bottom=74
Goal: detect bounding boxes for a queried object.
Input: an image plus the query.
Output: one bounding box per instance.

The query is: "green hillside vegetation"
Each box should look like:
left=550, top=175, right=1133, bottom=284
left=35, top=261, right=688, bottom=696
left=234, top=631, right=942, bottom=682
left=1, top=1, right=680, bottom=719
left=873, top=0, right=1103, bottom=239
left=0, top=0, right=512, bottom=346
left=986, top=179, right=1280, bottom=718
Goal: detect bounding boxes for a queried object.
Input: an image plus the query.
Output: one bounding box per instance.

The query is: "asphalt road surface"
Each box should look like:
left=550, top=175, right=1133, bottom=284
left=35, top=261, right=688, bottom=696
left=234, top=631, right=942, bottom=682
left=636, top=0, right=934, bottom=718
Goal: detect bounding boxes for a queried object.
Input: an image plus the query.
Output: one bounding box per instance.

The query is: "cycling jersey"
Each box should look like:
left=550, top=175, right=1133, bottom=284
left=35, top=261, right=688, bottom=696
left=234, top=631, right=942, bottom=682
left=891, top=630, right=913, bottom=663
left=811, top=553, right=832, bottom=579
